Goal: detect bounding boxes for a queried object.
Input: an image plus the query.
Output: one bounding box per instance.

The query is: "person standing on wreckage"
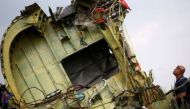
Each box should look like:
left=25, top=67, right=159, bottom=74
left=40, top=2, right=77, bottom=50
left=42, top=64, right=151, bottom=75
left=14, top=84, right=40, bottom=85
left=171, top=65, right=190, bottom=109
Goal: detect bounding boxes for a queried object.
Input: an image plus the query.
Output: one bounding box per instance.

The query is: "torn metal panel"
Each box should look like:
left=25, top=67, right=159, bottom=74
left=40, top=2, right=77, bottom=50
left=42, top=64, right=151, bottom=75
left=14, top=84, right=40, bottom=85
left=20, top=3, right=41, bottom=16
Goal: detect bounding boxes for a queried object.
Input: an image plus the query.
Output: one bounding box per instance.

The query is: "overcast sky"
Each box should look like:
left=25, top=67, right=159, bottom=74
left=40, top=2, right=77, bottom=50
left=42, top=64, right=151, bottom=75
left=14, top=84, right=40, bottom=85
left=0, top=0, right=190, bottom=92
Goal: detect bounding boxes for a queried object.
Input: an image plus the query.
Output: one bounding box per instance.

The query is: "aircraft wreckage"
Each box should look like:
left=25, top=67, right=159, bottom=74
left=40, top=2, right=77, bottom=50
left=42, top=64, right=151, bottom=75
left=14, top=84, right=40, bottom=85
left=0, top=0, right=171, bottom=108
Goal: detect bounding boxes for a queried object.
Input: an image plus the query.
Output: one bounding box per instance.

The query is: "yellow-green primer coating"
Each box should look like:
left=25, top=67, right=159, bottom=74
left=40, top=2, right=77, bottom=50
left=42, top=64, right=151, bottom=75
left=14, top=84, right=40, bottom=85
left=1, top=3, right=167, bottom=109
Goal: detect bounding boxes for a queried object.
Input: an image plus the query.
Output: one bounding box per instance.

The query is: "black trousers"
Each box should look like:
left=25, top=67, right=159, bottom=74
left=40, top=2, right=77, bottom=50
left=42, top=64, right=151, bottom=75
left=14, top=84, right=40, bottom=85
left=2, top=103, right=8, bottom=109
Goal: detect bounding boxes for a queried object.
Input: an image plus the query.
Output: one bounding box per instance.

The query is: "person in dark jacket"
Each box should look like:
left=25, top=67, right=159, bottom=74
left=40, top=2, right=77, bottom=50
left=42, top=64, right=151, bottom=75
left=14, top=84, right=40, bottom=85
left=172, top=65, right=190, bottom=109
left=0, top=84, right=12, bottom=109
left=0, top=84, right=4, bottom=109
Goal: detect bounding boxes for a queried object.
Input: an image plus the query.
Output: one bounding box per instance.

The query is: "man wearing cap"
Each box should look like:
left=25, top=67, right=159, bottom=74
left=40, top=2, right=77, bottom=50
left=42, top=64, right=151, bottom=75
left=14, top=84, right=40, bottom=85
left=172, top=65, right=190, bottom=109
